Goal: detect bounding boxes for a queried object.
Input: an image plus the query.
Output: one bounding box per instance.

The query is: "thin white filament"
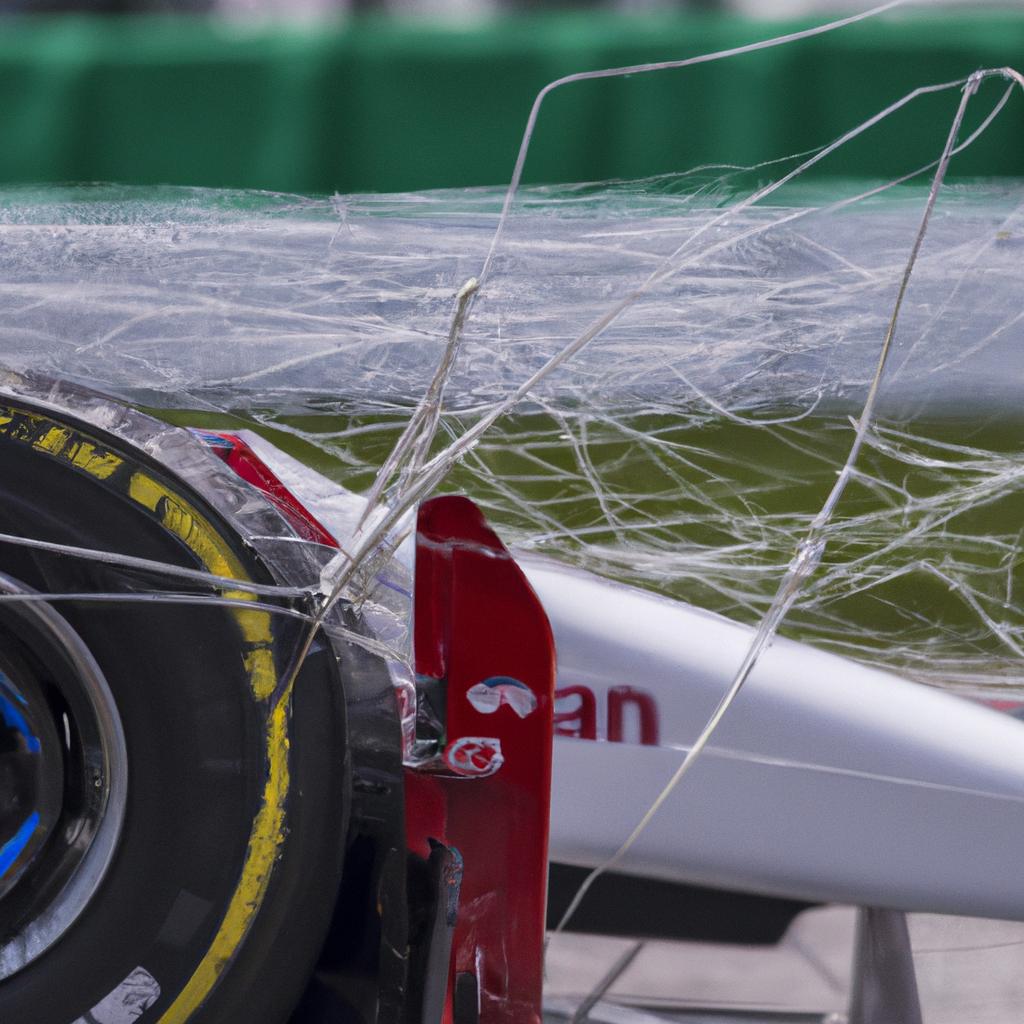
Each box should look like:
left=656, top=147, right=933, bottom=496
left=552, top=67, right=1021, bottom=936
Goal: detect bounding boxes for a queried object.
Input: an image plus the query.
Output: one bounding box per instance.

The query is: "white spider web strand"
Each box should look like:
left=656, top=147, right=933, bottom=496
left=551, top=67, right=1022, bottom=936
left=321, top=70, right=1017, bottom=621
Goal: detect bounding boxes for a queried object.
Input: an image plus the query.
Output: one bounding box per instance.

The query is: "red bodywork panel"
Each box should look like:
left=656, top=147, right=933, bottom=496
left=199, top=431, right=338, bottom=547
left=193, top=433, right=560, bottom=1019
left=409, top=496, right=556, bottom=1024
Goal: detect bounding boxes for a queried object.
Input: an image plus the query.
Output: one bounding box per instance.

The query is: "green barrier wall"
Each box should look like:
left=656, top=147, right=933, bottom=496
left=0, top=11, right=1021, bottom=194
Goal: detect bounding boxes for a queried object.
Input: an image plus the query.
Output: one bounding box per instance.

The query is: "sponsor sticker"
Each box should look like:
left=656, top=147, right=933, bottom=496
left=466, top=676, right=537, bottom=719
left=444, top=737, right=504, bottom=777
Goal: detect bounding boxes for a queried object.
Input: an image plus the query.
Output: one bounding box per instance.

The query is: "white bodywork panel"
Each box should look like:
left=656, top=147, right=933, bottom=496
left=525, top=557, right=1024, bottom=920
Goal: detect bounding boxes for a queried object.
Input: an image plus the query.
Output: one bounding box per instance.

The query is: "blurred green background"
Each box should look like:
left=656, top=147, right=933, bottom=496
left=0, top=9, right=1021, bottom=194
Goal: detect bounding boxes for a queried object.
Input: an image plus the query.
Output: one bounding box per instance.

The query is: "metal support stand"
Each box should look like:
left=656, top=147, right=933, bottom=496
left=848, top=907, right=923, bottom=1024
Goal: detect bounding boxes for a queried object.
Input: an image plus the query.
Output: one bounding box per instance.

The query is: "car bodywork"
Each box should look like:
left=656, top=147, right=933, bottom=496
left=3, top=366, right=1024, bottom=1023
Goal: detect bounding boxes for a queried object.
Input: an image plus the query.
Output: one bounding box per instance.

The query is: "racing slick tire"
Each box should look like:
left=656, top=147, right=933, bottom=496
left=0, top=392, right=350, bottom=1024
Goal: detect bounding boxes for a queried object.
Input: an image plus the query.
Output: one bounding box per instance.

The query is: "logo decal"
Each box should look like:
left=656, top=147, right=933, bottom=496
left=466, top=676, right=537, bottom=719
left=444, top=737, right=504, bottom=777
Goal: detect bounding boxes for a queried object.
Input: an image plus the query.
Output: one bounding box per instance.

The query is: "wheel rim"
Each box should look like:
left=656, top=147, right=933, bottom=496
left=0, top=652, right=64, bottom=900
left=0, top=574, right=127, bottom=980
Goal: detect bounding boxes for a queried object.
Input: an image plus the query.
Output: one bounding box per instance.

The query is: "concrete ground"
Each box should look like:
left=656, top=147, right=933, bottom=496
left=544, top=907, right=1024, bottom=1023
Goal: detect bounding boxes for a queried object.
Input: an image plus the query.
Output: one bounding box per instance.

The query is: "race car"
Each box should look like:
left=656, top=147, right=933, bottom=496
left=5, top=372, right=1024, bottom=1024
left=0, top=372, right=554, bottom=1024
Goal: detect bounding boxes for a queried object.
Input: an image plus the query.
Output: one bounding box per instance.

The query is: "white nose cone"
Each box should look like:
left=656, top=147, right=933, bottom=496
left=524, top=557, right=1024, bottom=920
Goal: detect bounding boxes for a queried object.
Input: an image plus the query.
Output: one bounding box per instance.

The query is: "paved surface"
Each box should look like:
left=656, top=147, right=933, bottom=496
left=545, top=907, right=1024, bottom=1022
